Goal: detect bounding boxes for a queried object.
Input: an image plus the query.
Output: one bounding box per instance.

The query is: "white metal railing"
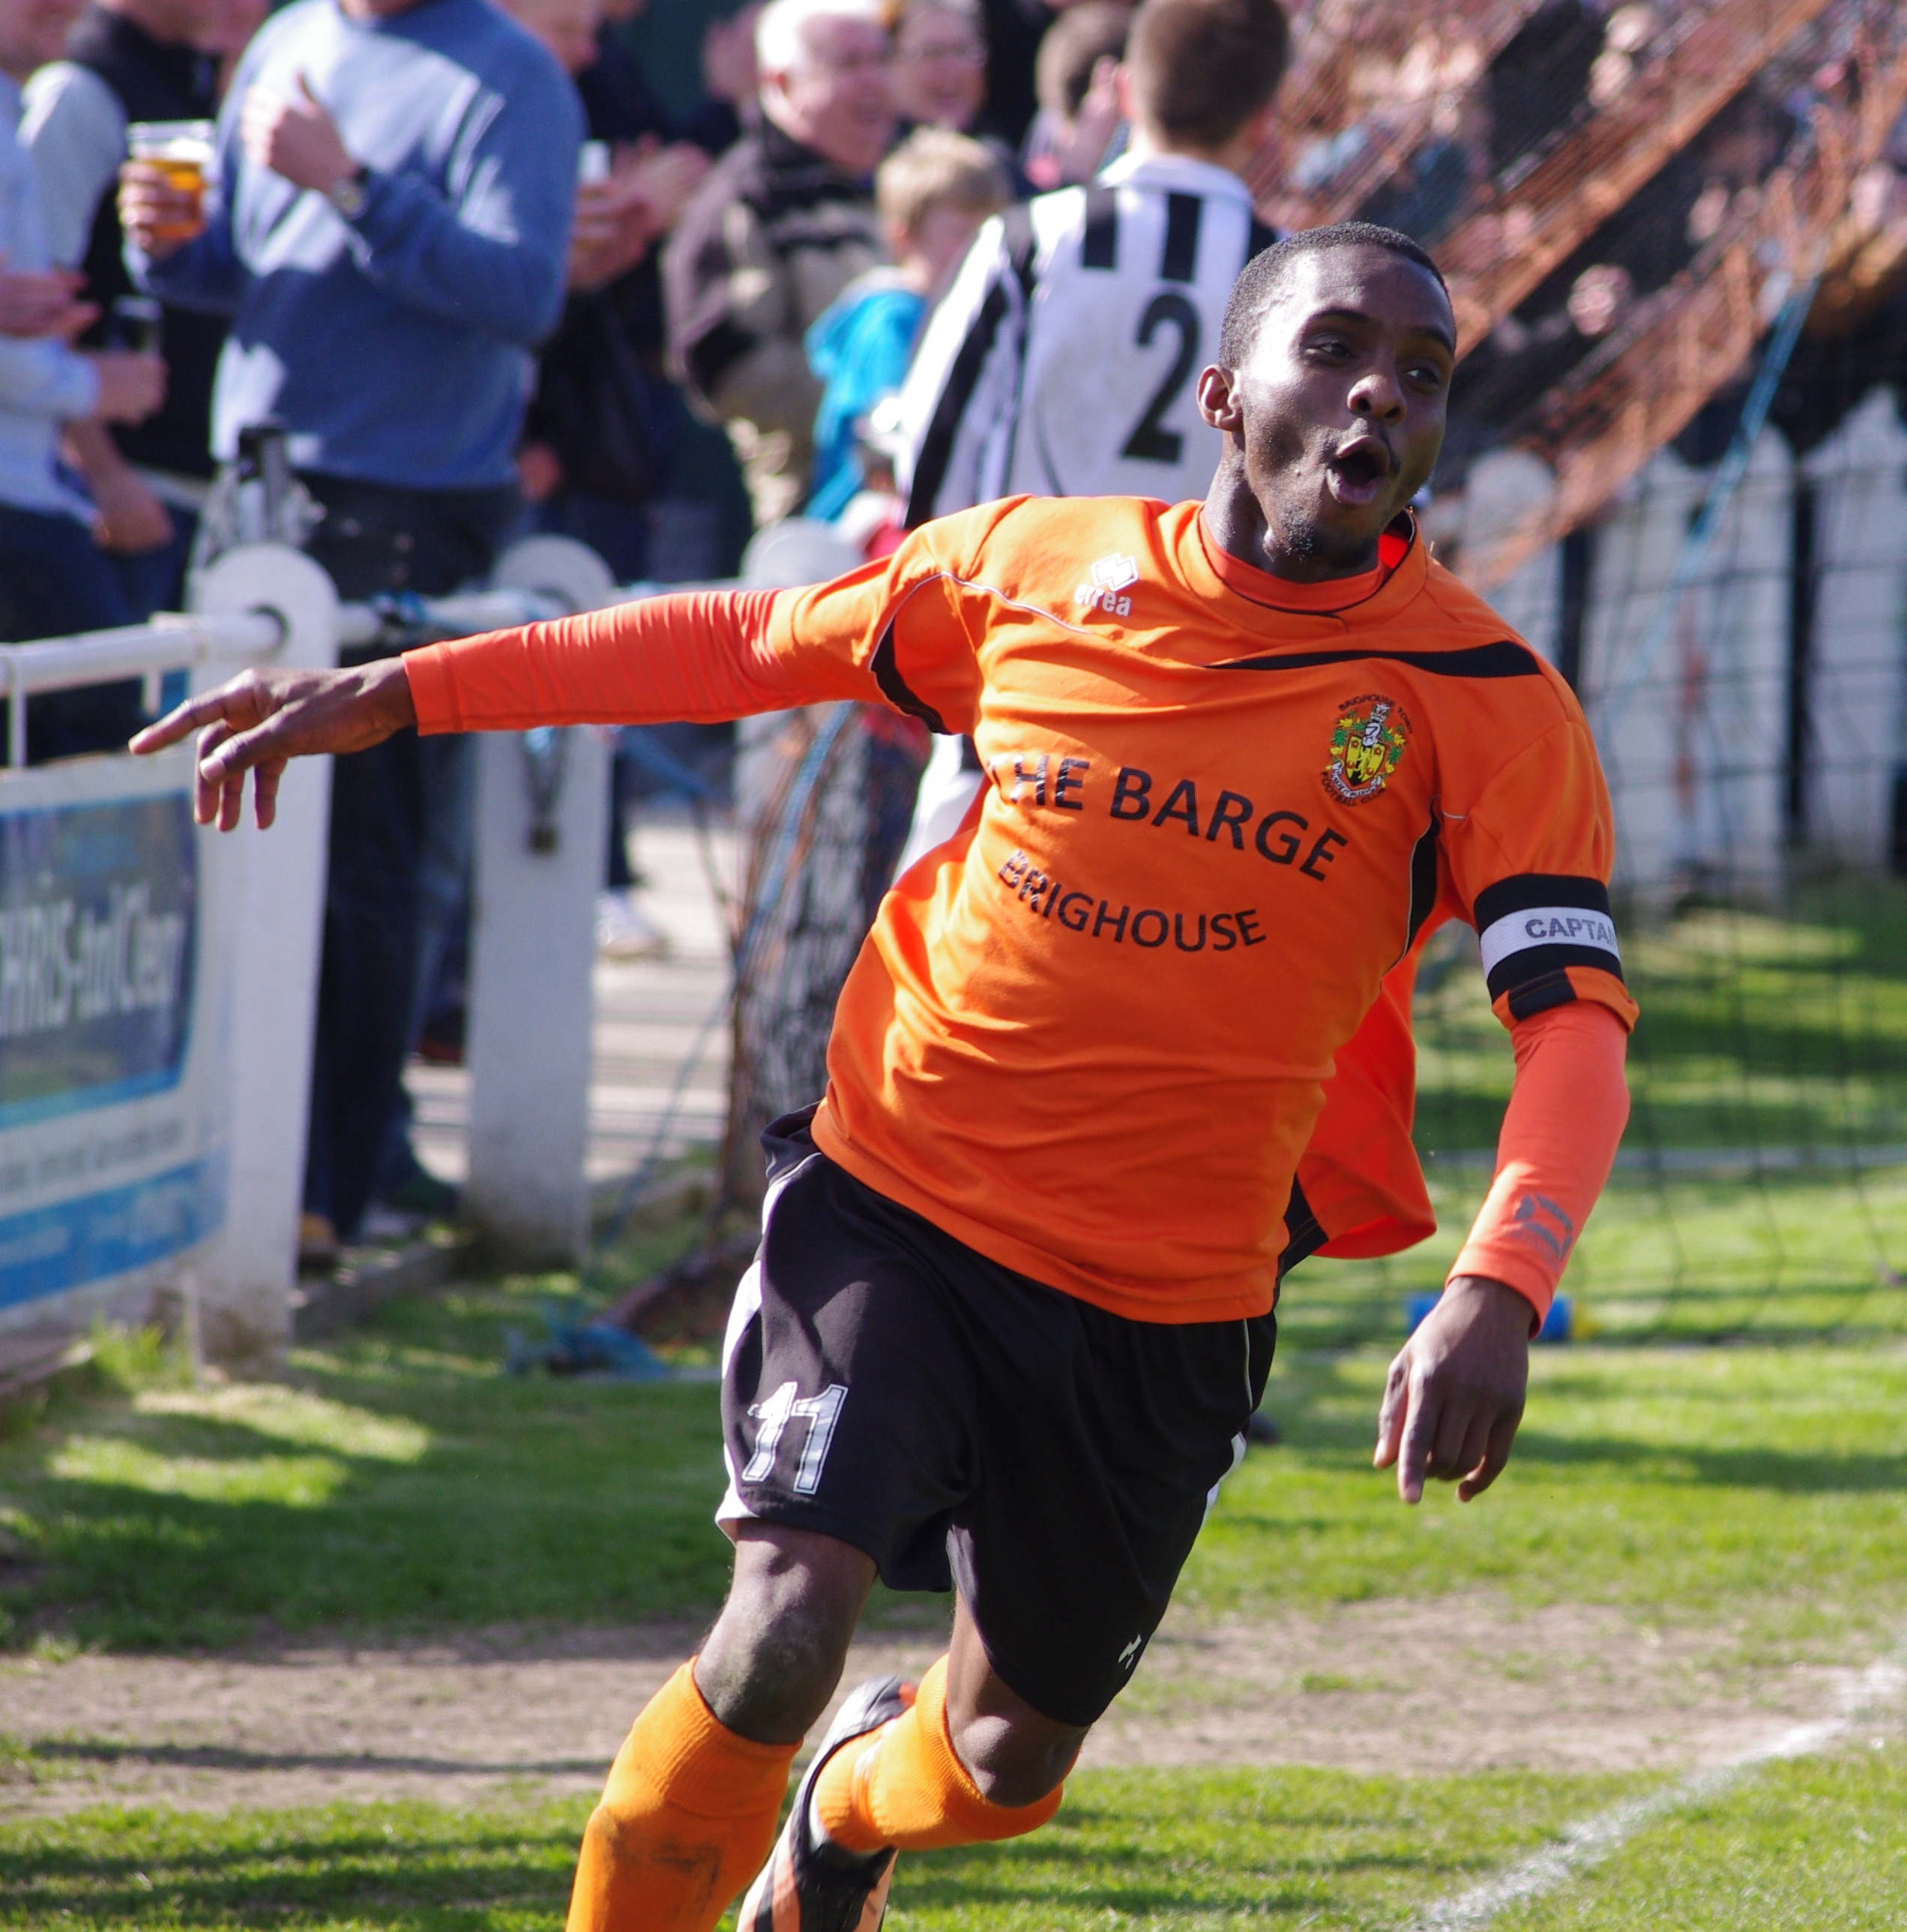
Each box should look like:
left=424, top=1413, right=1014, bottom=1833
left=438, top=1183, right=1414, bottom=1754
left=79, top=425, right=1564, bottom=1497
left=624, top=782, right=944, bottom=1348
left=0, top=589, right=576, bottom=769
left=332, top=587, right=571, bottom=653
left=0, top=613, right=280, bottom=767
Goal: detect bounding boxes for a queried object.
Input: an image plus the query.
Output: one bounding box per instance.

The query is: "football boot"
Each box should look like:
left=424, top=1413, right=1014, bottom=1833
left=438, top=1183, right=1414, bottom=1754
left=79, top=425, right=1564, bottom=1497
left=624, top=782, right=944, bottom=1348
left=737, top=1673, right=915, bottom=1932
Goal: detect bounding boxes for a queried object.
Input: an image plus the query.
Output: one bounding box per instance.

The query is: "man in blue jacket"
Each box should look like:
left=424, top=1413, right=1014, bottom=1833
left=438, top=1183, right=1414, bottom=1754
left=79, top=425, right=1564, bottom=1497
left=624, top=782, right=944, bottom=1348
left=121, top=0, right=579, bottom=1256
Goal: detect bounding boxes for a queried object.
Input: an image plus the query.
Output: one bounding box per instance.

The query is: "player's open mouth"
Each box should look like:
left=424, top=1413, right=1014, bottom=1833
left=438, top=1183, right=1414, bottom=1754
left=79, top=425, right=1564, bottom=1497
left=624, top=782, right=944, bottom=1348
left=1324, top=437, right=1393, bottom=508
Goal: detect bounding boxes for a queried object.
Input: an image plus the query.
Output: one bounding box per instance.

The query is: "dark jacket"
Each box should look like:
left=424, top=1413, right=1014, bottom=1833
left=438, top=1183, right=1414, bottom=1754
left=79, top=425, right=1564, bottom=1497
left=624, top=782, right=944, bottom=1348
left=662, top=121, right=885, bottom=525
left=67, top=6, right=224, bottom=480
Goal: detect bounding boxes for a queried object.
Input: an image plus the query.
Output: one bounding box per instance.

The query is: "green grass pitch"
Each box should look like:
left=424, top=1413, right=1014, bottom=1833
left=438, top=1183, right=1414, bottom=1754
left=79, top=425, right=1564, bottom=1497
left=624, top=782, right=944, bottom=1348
left=0, top=1266, right=1904, bottom=1925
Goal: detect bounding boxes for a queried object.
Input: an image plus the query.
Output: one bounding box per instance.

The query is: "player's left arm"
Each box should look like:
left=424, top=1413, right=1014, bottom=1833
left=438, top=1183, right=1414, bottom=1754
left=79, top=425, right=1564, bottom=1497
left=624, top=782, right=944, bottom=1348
left=1375, top=707, right=1636, bottom=1505
left=132, top=517, right=992, bottom=829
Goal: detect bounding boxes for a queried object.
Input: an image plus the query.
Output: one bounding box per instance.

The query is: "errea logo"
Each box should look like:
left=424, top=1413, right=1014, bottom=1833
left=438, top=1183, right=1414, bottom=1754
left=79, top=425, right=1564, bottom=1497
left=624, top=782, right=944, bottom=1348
left=1074, top=552, right=1139, bottom=617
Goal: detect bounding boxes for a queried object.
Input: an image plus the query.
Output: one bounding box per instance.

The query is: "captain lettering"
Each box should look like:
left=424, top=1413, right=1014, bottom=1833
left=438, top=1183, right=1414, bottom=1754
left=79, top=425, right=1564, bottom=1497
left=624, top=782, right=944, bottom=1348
left=1109, top=769, right=1346, bottom=879
left=1521, top=912, right=1616, bottom=948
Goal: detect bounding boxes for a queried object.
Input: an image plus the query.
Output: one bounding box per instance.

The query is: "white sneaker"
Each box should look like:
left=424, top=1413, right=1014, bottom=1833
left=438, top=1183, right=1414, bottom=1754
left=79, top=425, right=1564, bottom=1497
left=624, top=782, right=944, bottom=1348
left=595, top=890, right=670, bottom=960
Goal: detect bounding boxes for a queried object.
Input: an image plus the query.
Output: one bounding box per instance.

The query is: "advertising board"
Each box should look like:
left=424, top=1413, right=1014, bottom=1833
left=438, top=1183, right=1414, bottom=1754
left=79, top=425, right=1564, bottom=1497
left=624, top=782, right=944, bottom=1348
left=0, top=748, right=226, bottom=1317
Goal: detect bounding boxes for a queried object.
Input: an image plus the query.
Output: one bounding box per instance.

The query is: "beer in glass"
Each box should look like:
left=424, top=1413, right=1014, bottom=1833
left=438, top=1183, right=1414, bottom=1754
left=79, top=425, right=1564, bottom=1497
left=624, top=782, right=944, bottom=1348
left=126, top=121, right=214, bottom=241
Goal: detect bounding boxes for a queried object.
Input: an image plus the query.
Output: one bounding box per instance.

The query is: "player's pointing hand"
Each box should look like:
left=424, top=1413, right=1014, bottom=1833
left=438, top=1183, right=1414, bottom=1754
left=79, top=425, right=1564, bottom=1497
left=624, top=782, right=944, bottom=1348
left=130, top=659, right=417, bottom=832
left=1374, top=1275, right=1530, bottom=1505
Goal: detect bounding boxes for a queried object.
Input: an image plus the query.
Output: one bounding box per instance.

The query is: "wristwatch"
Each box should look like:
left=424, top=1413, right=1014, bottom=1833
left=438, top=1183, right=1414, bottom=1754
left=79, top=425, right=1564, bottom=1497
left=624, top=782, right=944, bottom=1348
left=326, top=166, right=369, bottom=219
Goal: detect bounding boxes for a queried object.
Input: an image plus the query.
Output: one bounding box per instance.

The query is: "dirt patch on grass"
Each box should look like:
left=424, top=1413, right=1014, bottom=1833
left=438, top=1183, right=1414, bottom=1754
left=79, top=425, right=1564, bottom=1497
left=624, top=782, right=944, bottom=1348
left=0, top=1596, right=1873, bottom=1816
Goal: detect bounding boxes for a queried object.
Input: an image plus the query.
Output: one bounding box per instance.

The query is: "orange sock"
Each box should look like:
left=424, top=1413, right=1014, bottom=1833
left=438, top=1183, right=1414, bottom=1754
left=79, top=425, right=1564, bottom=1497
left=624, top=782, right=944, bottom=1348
left=812, top=1655, right=1064, bottom=1855
left=567, top=1660, right=797, bottom=1932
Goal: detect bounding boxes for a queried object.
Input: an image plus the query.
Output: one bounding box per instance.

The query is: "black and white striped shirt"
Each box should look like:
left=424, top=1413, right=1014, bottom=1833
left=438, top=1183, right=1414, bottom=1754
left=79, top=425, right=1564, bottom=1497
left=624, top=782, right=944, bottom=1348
left=897, top=152, right=1277, bottom=524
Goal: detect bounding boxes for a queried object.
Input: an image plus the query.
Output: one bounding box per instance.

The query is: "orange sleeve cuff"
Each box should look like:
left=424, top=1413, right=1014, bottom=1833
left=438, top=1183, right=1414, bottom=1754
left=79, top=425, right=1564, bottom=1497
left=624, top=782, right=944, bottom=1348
left=1449, top=1000, right=1630, bottom=1327
left=403, top=588, right=790, bottom=734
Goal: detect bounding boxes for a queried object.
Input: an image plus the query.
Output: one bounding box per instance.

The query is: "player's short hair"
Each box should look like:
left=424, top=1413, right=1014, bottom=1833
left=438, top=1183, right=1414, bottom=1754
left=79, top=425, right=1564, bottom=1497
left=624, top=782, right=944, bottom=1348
left=876, top=127, right=1011, bottom=232
left=1035, top=2, right=1133, bottom=121
left=756, top=0, right=888, bottom=76
left=1217, top=222, right=1450, bottom=369
left=1125, top=0, right=1289, bottom=151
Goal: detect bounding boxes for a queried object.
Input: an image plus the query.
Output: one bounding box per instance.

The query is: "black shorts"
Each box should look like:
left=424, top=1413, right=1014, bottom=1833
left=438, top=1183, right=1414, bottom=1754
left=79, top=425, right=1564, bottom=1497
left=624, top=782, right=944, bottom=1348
left=719, top=1111, right=1275, bottom=1727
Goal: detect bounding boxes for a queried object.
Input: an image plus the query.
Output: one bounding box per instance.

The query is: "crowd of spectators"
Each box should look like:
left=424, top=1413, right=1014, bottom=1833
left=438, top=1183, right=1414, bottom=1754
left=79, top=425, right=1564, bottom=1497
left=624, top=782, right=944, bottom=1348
left=1, top=0, right=1904, bottom=1263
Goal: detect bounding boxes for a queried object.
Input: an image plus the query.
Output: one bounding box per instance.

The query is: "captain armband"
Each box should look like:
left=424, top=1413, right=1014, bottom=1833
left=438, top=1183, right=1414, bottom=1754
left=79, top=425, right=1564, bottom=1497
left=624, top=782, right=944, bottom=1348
left=1474, top=875, right=1623, bottom=1023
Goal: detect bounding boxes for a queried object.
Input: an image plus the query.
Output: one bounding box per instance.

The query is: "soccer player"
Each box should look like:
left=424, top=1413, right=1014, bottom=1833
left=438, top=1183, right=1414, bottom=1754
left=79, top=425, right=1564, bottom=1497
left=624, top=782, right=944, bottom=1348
left=892, top=0, right=1286, bottom=868
left=136, top=222, right=1636, bottom=1932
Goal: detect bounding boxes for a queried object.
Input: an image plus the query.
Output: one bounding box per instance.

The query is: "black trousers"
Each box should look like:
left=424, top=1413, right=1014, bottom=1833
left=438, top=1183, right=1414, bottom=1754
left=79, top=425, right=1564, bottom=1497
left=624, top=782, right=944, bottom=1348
left=299, top=474, right=517, bottom=1238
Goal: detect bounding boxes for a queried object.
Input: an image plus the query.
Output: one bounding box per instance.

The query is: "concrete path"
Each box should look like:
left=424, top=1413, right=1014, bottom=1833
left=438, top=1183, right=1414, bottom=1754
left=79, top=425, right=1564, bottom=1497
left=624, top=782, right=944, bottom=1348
left=409, top=809, right=735, bottom=1187
left=0, top=1599, right=1876, bottom=1816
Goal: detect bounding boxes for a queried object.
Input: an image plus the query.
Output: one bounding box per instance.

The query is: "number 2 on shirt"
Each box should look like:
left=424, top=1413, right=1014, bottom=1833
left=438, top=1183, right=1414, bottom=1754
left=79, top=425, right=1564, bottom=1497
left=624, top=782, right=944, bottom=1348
left=1121, top=292, right=1202, bottom=465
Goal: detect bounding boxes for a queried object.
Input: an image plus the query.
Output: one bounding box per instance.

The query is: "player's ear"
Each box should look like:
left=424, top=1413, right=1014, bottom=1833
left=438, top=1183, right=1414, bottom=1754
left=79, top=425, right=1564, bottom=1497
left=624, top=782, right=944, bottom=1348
left=1197, top=363, right=1242, bottom=435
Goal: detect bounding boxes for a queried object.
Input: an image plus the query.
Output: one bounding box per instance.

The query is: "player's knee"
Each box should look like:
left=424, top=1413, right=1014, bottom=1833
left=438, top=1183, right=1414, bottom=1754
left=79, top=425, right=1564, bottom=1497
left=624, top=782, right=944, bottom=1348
left=696, top=1525, right=873, bottom=1742
left=947, top=1706, right=1085, bottom=1809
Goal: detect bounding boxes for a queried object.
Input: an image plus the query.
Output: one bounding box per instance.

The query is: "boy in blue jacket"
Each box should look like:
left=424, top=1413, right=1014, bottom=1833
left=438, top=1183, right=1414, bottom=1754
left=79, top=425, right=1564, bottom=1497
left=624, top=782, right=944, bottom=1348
left=805, top=125, right=1004, bottom=523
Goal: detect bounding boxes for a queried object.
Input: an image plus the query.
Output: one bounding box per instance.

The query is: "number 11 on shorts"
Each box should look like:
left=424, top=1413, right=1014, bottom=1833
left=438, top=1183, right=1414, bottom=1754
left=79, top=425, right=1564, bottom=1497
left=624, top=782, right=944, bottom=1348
left=741, top=1381, right=849, bottom=1494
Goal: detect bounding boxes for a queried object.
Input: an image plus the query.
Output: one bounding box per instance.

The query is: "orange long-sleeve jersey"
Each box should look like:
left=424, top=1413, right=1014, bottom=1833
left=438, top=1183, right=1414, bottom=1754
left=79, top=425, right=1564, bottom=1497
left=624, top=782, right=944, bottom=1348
left=406, top=496, right=1637, bottom=1325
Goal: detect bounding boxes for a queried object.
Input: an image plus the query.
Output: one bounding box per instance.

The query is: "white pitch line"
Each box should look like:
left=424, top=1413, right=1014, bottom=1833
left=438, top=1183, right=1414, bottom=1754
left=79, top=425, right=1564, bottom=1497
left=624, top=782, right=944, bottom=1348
left=1408, top=1652, right=1907, bottom=1932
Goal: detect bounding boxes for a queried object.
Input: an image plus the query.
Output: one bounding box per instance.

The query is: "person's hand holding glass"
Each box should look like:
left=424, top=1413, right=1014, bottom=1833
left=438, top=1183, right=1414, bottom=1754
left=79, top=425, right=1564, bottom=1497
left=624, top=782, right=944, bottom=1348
left=117, top=119, right=215, bottom=262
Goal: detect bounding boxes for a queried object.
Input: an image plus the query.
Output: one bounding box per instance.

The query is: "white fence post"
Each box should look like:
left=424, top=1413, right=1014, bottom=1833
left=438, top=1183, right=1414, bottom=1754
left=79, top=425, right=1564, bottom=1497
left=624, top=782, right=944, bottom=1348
left=1803, top=389, right=1907, bottom=869
left=463, top=725, right=609, bottom=1264
left=459, top=536, right=617, bottom=1267
left=190, top=545, right=338, bottom=1367
left=1579, top=449, right=1708, bottom=903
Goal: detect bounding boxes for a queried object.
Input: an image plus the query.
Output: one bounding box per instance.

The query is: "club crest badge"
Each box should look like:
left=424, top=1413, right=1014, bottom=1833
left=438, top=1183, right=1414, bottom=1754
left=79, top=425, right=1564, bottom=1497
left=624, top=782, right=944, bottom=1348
left=1325, top=695, right=1411, bottom=805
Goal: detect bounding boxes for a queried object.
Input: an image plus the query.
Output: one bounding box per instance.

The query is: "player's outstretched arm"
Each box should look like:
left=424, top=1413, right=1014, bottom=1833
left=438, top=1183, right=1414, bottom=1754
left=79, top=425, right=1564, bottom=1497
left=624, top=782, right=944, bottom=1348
left=1373, top=1276, right=1529, bottom=1505
left=130, top=659, right=415, bottom=832
left=133, top=568, right=974, bottom=833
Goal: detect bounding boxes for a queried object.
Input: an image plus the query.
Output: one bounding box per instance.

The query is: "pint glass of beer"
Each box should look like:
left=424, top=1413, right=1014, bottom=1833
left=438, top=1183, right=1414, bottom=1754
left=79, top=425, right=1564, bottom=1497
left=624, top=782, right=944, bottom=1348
left=126, top=120, right=215, bottom=241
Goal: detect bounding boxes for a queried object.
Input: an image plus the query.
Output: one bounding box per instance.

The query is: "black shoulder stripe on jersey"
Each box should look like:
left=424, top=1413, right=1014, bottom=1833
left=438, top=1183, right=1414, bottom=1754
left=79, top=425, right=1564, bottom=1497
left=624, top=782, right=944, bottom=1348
left=1473, top=874, right=1611, bottom=929
left=1405, top=815, right=1440, bottom=952
left=1161, top=193, right=1202, bottom=283
left=870, top=621, right=950, bottom=734
left=1507, top=970, right=1580, bottom=1022
left=1212, top=641, right=1543, bottom=678
left=1277, top=1174, right=1326, bottom=1281
left=958, top=734, right=983, bottom=772
left=904, top=205, right=1038, bottom=528
left=1244, top=217, right=1280, bottom=267
left=1082, top=186, right=1118, bottom=269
